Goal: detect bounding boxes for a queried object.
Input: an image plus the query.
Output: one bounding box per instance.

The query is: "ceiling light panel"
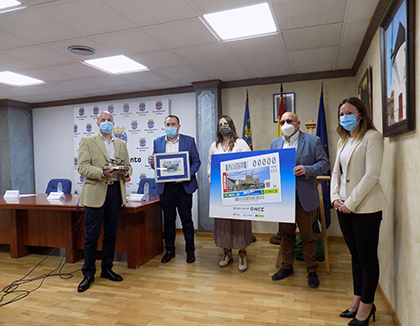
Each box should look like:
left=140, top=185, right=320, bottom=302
left=0, top=0, right=26, bottom=14
left=83, top=55, right=149, bottom=75
left=202, top=2, right=277, bottom=41
left=0, top=71, right=45, bottom=86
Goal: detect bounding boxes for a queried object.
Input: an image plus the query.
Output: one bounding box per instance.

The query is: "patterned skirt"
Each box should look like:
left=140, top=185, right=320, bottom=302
left=213, top=218, right=252, bottom=250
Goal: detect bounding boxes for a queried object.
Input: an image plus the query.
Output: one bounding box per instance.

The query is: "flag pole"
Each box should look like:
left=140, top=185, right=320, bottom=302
left=270, top=83, right=285, bottom=245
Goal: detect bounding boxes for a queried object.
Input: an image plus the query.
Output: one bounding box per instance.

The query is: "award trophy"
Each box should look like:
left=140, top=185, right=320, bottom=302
left=102, top=157, right=129, bottom=171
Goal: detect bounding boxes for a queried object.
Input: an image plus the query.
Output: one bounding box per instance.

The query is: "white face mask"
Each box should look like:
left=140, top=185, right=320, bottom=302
left=281, top=122, right=296, bottom=137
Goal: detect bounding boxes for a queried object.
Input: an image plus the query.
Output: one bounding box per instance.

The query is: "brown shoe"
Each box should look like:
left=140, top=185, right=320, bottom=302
left=161, top=251, right=175, bottom=263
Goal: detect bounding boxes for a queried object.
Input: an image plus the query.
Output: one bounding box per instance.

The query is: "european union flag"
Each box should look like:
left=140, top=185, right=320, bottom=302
left=316, top=86, right=332, bottom=228
left=242, top=93, right=253, bottom=150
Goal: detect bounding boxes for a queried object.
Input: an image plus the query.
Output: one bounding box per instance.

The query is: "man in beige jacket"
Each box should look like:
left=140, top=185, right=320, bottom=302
left=77, top=111, right=132, bottom=293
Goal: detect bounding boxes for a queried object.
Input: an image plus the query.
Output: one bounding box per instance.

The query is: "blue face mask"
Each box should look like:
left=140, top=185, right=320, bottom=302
left=99, top=121, right=114, bottom=134
left=340, top=114, right=360, bottom=131
left=165, top=127, right=178, bottom=138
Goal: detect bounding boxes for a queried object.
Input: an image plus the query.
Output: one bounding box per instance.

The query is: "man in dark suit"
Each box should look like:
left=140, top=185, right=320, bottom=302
left=77, top=111, right=132, bottom=292
left=270, top=112, right=329, bottom=288
left=150, top=115, right=201, bottom=264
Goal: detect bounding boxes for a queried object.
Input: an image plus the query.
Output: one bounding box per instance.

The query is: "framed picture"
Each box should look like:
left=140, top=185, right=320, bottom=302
left=154, top=151, right=190, bottom=183
left=380, top=0, right=415, bottom=136
left=358, top=65, right=373, bottom=119
left=273, top=92, right=296, bottom=123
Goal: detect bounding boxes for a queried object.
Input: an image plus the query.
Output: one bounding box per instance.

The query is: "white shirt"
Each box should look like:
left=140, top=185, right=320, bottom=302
left=282, top=131, right=300, bottom=149
left=207, top=138, right=250, bottom=177
left=100, top=133, right=118, bottom=181
left=165, top=135, right=179, bottom=153
left=339, top=137, right=355, bottom=200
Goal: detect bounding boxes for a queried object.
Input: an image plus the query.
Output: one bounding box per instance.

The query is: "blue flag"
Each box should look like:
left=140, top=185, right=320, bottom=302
left=242, top=95, right=253, bottom=150
left=316, top=88, right=332, bottom=228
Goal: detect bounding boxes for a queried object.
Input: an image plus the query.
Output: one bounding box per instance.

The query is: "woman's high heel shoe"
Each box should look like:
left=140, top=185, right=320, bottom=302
left=348, top=303, right=376, bottom=325
left=340, top=309, right=357, bottom=318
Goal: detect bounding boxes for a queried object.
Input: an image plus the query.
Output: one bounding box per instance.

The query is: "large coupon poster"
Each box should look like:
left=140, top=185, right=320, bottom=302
left=209, top=149, right=295, bottom=223
left=73, top=99, right=168, bottom=195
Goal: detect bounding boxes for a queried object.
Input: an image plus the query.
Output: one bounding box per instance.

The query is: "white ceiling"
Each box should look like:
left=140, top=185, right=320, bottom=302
left=0, top=0, right=381, bottom=104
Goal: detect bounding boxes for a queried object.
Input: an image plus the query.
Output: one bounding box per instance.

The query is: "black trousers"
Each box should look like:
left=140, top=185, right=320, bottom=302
left=337, top=210, right=382, bottom=303
left=159, top=183, right=195, bottom=253
left=82, top=183, right=122, bottom=277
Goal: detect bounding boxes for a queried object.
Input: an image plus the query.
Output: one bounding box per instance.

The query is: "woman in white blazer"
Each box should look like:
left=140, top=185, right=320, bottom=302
left=331, top=97, right=387, bottom=326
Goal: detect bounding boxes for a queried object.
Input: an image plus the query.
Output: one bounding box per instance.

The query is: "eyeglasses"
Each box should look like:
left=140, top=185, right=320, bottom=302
left=279, top=119, right=295, bottom=126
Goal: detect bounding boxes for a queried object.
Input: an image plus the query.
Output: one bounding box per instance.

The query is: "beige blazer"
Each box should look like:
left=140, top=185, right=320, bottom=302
left=78, top=133, right=132, bottom=208
left=331, top=129, right=388, bottom=213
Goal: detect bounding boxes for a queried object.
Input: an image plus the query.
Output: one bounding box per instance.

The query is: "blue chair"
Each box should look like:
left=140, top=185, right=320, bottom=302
left=45, top=179, right=72, bottom=194
left=137, top=178, right=158, bottom=195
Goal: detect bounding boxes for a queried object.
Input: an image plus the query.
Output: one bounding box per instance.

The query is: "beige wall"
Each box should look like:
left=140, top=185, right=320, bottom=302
left=355, top=6, right=420, bottom=326
left=222, top=3, right=420, bottom=322
left=222, top=78, right=356, bottom=236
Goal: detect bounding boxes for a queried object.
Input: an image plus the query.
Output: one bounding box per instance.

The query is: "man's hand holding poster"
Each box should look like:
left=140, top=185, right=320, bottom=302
left=209, top=149, right=296, bottom=223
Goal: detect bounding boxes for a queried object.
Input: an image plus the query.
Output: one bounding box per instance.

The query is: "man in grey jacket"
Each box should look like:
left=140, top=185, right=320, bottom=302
left=270, top=112, right=329, bottom=288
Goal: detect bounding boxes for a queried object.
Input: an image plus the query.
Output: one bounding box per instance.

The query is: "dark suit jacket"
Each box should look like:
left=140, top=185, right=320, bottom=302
left=152, top=134, right=201, bottom=195
left=270, top=131, right=329, bottom=212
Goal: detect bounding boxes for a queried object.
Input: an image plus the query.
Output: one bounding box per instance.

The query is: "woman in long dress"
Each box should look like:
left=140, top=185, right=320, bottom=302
left=207, top=115, right=252, bottom=272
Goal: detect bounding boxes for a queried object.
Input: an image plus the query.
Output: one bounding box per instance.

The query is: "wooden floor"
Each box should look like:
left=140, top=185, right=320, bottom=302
left=0, top=234, right=395, bottom=326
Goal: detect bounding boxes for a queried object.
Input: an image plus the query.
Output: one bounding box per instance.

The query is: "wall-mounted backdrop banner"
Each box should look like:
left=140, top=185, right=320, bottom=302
left=73, top=98, right=169, bottom=195
left=209, top=149, right=296, bottom=223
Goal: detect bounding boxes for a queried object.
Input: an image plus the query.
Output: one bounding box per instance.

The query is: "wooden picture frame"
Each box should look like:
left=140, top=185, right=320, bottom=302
left=358, top=65, right=373, bottom=119
left=273, top=92, right=296, bottom=123
left=380, top=0, right=415, bottom=136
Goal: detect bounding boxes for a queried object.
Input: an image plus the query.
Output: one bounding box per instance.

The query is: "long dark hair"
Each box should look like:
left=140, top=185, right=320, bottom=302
left=215, top=115, right=239, bottom=151
left=337, top=97, right=377, bottom=146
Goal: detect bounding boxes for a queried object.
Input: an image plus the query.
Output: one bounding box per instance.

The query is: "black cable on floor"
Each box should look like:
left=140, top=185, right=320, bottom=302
left=0, top=198, right=85, bottom=307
